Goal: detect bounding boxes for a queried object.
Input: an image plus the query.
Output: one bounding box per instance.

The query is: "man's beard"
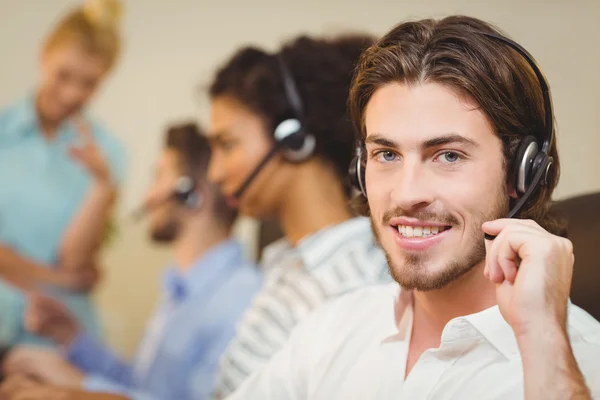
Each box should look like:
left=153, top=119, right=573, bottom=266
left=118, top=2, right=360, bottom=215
left=151, top=217, right=180, bottom=243
left=370, top=190, right=509, bottom=292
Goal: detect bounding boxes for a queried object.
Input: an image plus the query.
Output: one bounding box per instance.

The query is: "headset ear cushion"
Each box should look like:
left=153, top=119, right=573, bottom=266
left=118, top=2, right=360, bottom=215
left=274, top=119, right=316, bottom=163
left=349, top=155, right=359, bottom=189
left=174, top=176, right=198, bottom=206
left=348, top=148, right=367, bottom=197
left=283, top=131, right=317, bottom=163
left=512, top=136, right=538, bottom=195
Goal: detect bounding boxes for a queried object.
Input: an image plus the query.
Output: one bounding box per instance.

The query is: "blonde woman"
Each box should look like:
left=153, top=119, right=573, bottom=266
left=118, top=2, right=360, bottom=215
left=0, top=0, right=127, bottom=346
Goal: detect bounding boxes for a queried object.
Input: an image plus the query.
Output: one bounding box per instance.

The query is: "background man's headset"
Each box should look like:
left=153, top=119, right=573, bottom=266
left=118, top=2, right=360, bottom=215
left=131, top=174, right=203, bottom=221
left=349, top=32, right=555, bottom=240
left=232, top=53, right=316, bottom=199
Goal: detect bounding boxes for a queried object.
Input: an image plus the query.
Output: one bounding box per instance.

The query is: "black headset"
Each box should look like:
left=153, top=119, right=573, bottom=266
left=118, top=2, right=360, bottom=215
left=233, top=53, right=317, bottom=199
left=349, top=32, right=554, bottom=239
left=131, top=175, right=203, bottom=221
left=172, top=175, right=202, bottom=208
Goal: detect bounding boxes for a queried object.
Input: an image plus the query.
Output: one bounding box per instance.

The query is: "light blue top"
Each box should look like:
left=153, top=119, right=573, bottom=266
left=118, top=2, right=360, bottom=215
left=0, top=95, right=127, bottom=346
left=66, top=238, right=263, bottom=400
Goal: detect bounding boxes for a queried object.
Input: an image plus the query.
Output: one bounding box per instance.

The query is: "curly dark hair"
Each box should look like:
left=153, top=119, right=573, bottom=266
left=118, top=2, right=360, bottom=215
left=165, top=123, right=238, bottom=230
left=209, top=34, right=375, bottom=194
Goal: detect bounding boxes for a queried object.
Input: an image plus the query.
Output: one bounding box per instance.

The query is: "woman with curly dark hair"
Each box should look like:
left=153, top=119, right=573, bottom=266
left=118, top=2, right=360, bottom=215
left=206, top=34, right=392, bottom=396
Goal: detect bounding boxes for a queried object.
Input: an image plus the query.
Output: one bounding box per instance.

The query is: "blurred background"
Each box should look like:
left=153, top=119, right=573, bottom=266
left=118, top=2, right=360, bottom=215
left=1, top=0, right=598, bottom=358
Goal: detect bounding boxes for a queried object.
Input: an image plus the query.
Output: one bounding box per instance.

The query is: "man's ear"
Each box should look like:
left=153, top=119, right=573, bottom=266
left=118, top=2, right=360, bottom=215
left=507, top=183, right=519, bottom=200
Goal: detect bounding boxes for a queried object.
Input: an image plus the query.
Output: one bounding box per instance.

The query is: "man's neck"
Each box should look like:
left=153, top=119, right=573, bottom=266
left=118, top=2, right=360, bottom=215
left=412, top=262, right=497, bottom=344
left=279, top=160, right=352, bottom=246
left=404, top=262, right=497, bottom=378
left=172, top=219, right=230, bottom=273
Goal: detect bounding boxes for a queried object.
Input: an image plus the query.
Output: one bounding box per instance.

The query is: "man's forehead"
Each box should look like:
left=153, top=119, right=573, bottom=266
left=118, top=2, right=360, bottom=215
left=364, top=83, right=492, bottom=147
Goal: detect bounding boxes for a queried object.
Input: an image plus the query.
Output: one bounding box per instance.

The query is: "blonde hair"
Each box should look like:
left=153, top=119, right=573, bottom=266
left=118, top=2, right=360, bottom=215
left=44, top=0, right=123, bottom=71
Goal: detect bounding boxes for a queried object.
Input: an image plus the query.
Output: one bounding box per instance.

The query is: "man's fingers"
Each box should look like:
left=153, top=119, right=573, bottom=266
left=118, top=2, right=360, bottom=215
left=484, top=227, right=526, bottom=284
left=485, top=232, right=506, bottom=284
left=496, top=237, right=519, bottom=284
left=482, top=218, right=542, bottom=236
left=483, top=237, right=493, bottom=280
left=484, top=223, right=549, bottom=286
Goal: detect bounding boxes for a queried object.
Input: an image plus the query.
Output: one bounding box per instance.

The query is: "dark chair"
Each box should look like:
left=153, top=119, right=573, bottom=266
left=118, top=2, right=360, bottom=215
left=551, top=192, right=600, bottom=321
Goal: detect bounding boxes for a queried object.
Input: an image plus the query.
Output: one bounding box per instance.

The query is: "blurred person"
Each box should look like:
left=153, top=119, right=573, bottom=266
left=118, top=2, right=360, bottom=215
left=222, top=16, right=600, bottom=399
left=2, top=123, right=263, bottom=400
left=0, top=0, right=127, bottom=346
left=207, top=34, right=392, bottom=397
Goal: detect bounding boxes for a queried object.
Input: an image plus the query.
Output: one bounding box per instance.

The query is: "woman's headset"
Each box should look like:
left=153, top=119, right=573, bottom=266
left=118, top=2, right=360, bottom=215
left=233, top=54, right=317, bottom=199
left=349, top=31, right=555, bottom=239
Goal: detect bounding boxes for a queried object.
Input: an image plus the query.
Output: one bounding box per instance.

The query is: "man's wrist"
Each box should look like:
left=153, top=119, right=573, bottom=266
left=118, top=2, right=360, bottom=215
left=516, top=318, right=591, bottom=400
left=515, top=317, right=567, bottom=349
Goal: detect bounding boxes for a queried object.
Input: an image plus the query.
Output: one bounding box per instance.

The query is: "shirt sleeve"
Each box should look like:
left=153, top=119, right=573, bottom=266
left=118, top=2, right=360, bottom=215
left=66, top=332, right=134, bottom=388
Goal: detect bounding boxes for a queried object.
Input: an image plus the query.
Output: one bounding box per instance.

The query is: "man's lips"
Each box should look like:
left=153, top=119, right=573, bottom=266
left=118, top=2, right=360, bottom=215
left=386, top=217, right=454, bottom=251
left=387, top=216, right=451, bottom=228
left=390, top=224, right=452, bottom=251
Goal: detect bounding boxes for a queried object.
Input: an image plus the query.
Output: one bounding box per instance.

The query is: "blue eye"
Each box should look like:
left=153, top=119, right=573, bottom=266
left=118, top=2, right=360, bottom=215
left=437, top=151, right=461, bottom=163
left=375, top=150, right=397, bottom=162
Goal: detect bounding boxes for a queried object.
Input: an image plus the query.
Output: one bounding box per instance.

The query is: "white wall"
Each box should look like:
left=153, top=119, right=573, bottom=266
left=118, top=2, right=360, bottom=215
left=1, top=0, right=599, bottom=356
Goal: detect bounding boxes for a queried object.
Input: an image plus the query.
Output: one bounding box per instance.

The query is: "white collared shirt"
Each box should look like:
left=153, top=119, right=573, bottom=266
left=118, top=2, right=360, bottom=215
left=214, top=217, right=392, bottom=397
left=227, top=283, right=600, bottom=399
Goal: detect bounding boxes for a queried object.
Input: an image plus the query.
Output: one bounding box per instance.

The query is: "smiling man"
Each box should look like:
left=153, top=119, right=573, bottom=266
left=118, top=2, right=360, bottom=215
left=225, top=16, right=600, bottom=399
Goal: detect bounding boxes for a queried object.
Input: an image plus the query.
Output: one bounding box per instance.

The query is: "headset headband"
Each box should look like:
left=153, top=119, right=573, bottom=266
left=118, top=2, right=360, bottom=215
left=480, top=32, right=553, bottom=152
left=276, top=53, right=305, bottom=119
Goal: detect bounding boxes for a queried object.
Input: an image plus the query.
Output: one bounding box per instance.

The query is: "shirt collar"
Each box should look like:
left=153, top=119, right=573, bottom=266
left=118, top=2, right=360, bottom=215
left=386, top=286, right=523, bottom=359
left=464, top=299, right=578, bottom=359
left=162, top=238, right=245, bottom=302
left=461, top=305, right=519, bottom=358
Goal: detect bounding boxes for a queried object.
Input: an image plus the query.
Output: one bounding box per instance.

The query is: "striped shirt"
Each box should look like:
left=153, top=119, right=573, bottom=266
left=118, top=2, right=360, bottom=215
left=213, top=217, right=392, bottom=398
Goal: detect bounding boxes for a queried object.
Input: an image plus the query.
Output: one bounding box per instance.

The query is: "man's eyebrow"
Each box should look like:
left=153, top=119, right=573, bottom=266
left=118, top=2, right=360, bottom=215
left=421, top=134, right=479, bottom=150
left=365, top=134, right=398, bottom=148
left=365, top=133, right=479, bottom=151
